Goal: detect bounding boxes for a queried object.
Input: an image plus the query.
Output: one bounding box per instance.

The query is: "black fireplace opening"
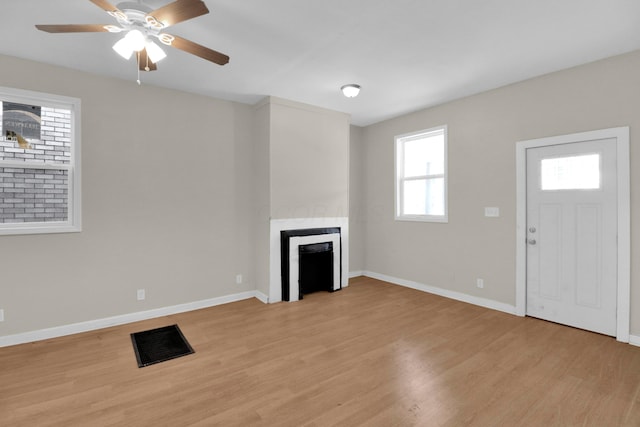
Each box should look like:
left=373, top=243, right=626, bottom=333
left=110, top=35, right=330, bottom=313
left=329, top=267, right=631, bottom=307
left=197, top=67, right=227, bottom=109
left=298, top=242, right=334, bottom=299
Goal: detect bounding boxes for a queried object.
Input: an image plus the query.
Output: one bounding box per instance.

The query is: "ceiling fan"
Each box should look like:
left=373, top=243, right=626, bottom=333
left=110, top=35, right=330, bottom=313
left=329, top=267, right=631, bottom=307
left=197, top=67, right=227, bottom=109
left=36, top=0, right=229, bottom=74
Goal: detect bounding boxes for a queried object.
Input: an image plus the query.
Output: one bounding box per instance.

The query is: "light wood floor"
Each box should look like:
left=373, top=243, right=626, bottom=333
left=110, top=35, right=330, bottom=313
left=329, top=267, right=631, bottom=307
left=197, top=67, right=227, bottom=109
left=2, top=276, right=640, bottom=426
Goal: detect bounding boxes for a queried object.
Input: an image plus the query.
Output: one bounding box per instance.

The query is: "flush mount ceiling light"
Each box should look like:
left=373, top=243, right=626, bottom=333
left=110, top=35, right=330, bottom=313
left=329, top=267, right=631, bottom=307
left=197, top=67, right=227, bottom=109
left=341, top=84, right=361, bottom=98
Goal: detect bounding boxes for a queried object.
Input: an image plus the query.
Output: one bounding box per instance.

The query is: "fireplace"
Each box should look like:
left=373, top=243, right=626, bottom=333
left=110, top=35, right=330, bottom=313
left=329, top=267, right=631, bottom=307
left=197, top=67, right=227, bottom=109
left=280, top=227, right=341, bottom=301
left=269, top=218, right=348, bottom=303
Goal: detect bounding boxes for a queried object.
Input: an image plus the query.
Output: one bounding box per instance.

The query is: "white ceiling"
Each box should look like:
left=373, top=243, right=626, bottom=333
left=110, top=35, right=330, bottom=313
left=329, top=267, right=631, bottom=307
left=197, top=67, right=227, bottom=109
left=2, top=0, right=640, bottom=126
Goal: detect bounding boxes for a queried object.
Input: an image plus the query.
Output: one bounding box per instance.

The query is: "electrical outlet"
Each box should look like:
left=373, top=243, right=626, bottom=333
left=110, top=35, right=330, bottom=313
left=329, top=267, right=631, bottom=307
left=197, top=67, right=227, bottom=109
left=0, top=309, right=4, bottom=322
left=476, top=278, right=484, bottom=289
left=137, top=289, right=145, bottom=301
left=236, top=274, right=243, bottom=285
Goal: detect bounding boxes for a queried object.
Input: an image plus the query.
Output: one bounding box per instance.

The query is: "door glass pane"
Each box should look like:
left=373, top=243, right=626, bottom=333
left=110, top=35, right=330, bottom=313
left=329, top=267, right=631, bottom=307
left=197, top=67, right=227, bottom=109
left=540, top=154, right=600, bottom=190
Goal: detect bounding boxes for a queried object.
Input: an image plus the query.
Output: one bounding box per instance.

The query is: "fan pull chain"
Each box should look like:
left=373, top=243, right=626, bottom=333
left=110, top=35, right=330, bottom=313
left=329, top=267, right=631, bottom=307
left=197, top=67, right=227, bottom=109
left=136, top=51, right=141, bottom=85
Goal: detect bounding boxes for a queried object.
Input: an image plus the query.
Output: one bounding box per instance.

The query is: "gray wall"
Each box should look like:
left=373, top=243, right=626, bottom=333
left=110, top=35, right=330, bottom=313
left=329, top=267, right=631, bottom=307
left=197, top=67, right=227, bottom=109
left=252, top=100, right=271, bottom=298
left=359, top=49, right=640, bottom=335
left=0, top=54, right=255, bottom=336
left=269, top=97, right=350, bottom=219
left=349, top=125, right=365, bottom=274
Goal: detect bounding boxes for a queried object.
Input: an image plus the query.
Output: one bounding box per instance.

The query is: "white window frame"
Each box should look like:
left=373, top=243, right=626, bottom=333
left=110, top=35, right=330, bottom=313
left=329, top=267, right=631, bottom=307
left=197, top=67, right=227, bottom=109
left=0, top=87, right=81, bottom=235
left=395, top=125, right=448, bottom=223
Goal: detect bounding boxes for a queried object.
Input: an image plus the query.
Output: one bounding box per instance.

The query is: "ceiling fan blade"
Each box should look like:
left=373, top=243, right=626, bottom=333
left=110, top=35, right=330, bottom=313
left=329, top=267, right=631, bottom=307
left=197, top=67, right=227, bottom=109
left=89, top=0, right=124, bottom=15
left=147, top=0, right=209, bottom=28
left=36, top=24, right=111, bottom=33
left=168, top=35, right=229, bottom=65
left=137, top=49, right=158, bottom=72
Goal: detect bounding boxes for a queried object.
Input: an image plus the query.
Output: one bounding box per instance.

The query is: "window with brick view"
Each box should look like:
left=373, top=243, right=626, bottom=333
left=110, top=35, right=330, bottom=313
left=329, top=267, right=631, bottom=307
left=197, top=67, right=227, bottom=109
left=0, top=87, right=81, bottom=235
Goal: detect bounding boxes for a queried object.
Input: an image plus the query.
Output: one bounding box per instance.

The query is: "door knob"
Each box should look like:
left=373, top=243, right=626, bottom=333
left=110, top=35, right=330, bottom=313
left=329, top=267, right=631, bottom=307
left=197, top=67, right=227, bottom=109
left=528, top=239, right=537, bottom=245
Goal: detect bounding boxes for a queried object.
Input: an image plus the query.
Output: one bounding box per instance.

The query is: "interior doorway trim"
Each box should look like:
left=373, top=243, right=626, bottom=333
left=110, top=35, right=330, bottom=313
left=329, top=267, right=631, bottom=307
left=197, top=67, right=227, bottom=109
left=515, top=127, right=630, bottom=342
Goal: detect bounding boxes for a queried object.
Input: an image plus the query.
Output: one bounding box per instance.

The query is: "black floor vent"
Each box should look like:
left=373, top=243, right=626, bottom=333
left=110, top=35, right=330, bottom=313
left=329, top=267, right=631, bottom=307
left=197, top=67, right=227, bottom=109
left=130, top=324, right=194, bottom=368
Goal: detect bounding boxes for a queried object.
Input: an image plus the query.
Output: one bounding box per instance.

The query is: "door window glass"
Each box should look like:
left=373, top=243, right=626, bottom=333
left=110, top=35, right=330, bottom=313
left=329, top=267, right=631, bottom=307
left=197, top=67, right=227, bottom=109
left=540, top=153, right=600, bottom=190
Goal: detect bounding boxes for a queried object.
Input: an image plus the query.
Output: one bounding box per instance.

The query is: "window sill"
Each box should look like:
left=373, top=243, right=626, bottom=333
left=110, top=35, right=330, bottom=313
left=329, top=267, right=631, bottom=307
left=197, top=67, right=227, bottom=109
left=395, top=214, right=448, bottom=223
left=0, top=223, right=81, bottom=236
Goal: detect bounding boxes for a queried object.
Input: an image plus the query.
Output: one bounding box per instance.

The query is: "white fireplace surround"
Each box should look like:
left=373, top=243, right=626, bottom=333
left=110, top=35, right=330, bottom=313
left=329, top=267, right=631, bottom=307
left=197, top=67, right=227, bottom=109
left=270, top=217, right=349, bottom=303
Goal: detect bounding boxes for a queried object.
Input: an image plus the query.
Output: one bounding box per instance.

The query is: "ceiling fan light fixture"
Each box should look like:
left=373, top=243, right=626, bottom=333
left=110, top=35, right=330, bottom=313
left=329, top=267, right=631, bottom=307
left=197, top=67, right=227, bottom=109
left=112, top=37, right=134, bottom=60
left=341, top=84, right=361, bottom=98
left=124, top=29, right=146, bottom=52
left=146, top=40, right=167, bottom=63
left=36, top=0, right=230, bottom=70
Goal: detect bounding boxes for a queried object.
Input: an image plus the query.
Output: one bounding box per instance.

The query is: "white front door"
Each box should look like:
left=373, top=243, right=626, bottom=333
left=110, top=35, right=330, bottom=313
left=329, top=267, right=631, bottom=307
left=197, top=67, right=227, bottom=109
left=526, top=138, right=617, bottom=336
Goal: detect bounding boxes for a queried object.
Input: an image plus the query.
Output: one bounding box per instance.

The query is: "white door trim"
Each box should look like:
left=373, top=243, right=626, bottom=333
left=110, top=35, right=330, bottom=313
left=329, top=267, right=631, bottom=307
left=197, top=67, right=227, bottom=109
left=515, top=127, right=630, bottom=342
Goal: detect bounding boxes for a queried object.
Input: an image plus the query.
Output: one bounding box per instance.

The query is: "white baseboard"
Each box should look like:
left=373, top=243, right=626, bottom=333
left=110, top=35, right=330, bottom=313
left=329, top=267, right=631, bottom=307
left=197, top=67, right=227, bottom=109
left=363, top=271, right=517, bottom=316
left=0, top=291, right=260, bottom=348
left=629, top=335, right=640, bottom=347
left=254, top=291, right=269, bottom=304
left=349, top=270, right=364, bottom=278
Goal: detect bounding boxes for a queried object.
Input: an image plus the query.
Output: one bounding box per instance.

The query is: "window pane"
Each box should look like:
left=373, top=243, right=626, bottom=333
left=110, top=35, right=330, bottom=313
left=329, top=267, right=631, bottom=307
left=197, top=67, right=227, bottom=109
left=0, top=105, right=72, bottom=165
left=402, top=177, right=444, bottom=216
left=425, top=177, right=445, bottom=215
left=403, top=133, right=444, bottom=177
left=540, top=154, right=600, bottom=190
left=403, top=179, right=426, bottom=215
left=0, top=167, right=68, bottom=223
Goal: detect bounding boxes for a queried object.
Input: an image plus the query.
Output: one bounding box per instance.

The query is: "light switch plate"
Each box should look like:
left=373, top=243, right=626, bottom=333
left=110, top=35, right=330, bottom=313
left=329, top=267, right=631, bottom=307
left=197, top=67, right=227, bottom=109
left=485, top=207, right=500, bottom=217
